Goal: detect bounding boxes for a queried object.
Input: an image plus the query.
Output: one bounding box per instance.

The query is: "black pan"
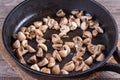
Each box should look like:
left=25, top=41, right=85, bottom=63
left=2, top=0, right=120, bottom=79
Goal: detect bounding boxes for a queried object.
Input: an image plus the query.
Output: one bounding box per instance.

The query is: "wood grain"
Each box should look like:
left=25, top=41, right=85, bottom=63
left=0, top=0, right=120, bottom=79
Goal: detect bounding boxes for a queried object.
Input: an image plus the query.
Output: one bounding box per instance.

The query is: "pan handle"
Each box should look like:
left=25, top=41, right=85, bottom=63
left=97, top=48, right=120, bottom=73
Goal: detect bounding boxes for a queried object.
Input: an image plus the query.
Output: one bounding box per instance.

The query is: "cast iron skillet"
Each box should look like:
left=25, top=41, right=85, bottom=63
left=2, top=0, right=120, bottom=79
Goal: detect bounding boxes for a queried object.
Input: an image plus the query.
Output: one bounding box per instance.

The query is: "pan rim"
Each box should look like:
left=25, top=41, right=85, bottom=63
left=2, top=0, right=118, bottom=78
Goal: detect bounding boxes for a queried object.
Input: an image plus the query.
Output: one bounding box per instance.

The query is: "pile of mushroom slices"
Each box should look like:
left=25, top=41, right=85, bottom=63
left=12, top=9, right=105, bottom=74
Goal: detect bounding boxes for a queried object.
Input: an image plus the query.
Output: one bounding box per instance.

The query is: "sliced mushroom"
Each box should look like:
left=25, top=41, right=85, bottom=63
left=41, top=67, right=51, bottom=74
left=69, top=21, right=78, bottom=31
left=60, top=25, right=70, bottom=34
left=12, top=34, right=17, bottom=39
left=72, top=54, right=83, bottom=63
left=30, top=64, right=40, bottom=71
left=35, top=29, right=43, bottom=37
left=80, top=21, right=88, bottom=31
left=71, top=10, right=79, bottom=15
left=47, top=57, right=56, bottom=68
left=48, top=19, right=55, bottom=29
left=62, top=45, right=71, bottom=54
left=16, top=47, right=28, bottom=56
left=83, top=31, right=92, bottom=39
left=75, top=61, right=85, bottom=71
left=19, top=57, right=26, bottom=64
left=81, top=16, right=92, bottom=21
left=83, top=38, right=91, bottom=45
left=98, top=44, right=105, bottom=50
left=73, top=36, right=83, bottom=48
left=21, top=40, right=28, bottom=47
left=59, top=50, right=68, bottom=58
left=82, top=64, right=90, bottom=71
left=65, top=42, right=75, bottom=48
left=13, top=40, right=20, bottom=49
left=29, top=25, right=36, bottom=31
left=26, top=45, right=36, bottom=53
left=39, top=25, right=48, bottom=33
left=95, top=27, right=104, bottom=34
left=76, top=47, right=86, bottom=54
left=45, top=53, right=52, bottom=59
left=92, top=30, right=98, bottom=37
left=52, top=34, right=63, bottom=44
left=27, top=55, right=37, bottom=64
left=61, top=69, right=69, bottom=74
left=63, top=61, right=75, bottom=72
left=34, top=21, right=43, bottom=28
left=17, top=31, right=26, bottom=41
left=76, top=11, right=84, bottom=18
left=53, top=50, right=62, bottom=62
left=52, top=65, right=60, bottom=74
left=60, top=17, right=68, bottom=25
left=36, top=48, right=43, bottom=57
left=75, top=18, right=81, bottom=27
left=52, top=44, right=62, bottom=50
left=36, top=36, right=46, bottom=44
left=84, top=56, right=93, bottom=65
left=37, top=43, right=48, bottom=52
left=38, top=58, right=49, bottom=67
left=56, top=9, right=65, bottom=17
left=96, top=53, right=105, bottom=62
left=43, top=18, right=49, bottom=24
left=20, top=27, right=26, bottom=33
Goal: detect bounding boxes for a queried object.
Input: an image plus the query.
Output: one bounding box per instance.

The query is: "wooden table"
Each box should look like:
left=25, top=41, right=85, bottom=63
left=0, top=0, right=120, bottom=80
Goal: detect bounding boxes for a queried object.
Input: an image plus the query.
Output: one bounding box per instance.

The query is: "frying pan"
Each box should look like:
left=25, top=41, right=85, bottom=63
left=2, top=0, right=120, bottom=79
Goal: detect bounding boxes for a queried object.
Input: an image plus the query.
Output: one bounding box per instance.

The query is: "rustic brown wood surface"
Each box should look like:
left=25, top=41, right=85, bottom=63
left=0, top=0, right=120, bottom=80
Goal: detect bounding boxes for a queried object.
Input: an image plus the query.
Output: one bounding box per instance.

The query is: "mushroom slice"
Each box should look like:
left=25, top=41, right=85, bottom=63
left=83, top=31, right=92, bottom=39
left=27, top=55, right=37, bottom=64
left=30, top=64, right=40, bottom=71
left=13, top=40, right=20, bottom=49
left=65, top=42, right=75, bottom=48
left=59, top=50, right=68, bottom=58
left=47, top=57, right=56, bottom=68
left=52, top=44, right=62, bottom=50
left=92, top=30, right=98, bottom=37
left=83, top=38, right=91, bottom=45
left=45, top=53, right=52, bottom=59
left=61, top=69, right=69, bottom=74
left=20, top=57, right=26, bottom=64
left=53, top=50, right=62, bottom=62
left=34, top=21, right=43, bottom=28
left=26, top=45, right=36, bottom=53
left=75, top=18, right=81, bottom=27
left=43, top=18, right=49, bottom=24
left=60, top=25, right=70, bottom=34
left=76, top=47, right=86, bottom=54
left=63, top=61, right=75, bottom=72
left=84, top=56, right=93, bottom=65
left=52, top=34, right=63, bottom=44
left=56, top=9, right=65, bottom=17
left=21, top=40, right=28, bottom=47
left=48, top=19, right=55, bottom=29
left=41, top=67, right=51, bottom=74
left=96, top=53, right=105, bottom=62
left=35, top=29, right=43, bottom=37
left=37, top=43, right=48, bottom=52
left=36, top=36, right=46, bottom=44
left=73, top=36, right=83, bottom=48
left=76, top=11, right=84, bottom=18
left=60, top=17, right=68, bottom=25
left=62, top=45, right=71, bottom=54
left=38, top=58, right=49, bottom=67
left=17, top=31, right=26, bottom=41
left=39, top=25, right=48, bottom=33
left=75, top=61, right=85, bottom=71
left=16, top=47, right=28, bottom=56
left=96, top=27, right=104, bottom=34
left=71, top=10, right=79, bottom=15
left=20, top=27, right=26, bottom=33
left=81, top=21, right=88, bottom=31
left=82, top=64, right=90, bottom=71
left=36, top=48, right=43, bottom=57
left=98, top=44, right=105, bottom=50
left=52, top=65, right=60, bottom=74
left=70, top=21, right=78, bottom=31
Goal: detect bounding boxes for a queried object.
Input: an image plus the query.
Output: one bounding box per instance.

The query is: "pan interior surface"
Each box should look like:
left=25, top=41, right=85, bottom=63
left=2, top=0, right=118, bottom=78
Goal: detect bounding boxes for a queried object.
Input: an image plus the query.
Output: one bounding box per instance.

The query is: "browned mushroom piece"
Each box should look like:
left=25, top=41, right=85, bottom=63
left=92, top=29, right=98, bottom=37
left=96, top=53, right=105, bottom=62
left=36, top=48, right=43, bottom=57
left=52, top=34, right=63, bottom=44
left=34, top=21, right=43, bottom=28
left=27, top=55, right=37, bottom=64
left=71, top=10, right=79, bottom=15
left=39, top=25, right=48, bottom=33
left=65, top=42, right=75, bottom=48
left=52, top=44, right=63, bottom=50
left=30, top=64, right=40, bottom=71
left=81, top=16, right=92, bottom=21
left=52, top=50, right=62, bottom=62
left=63, top=61, right=75, bottom=72
left=13, top=40, right=21, bottom=49
left=60, top=17, right=68, bottom=25
left=83, top=38, right=91, bottom=45
left=38, top=58, right=49, bottom=67
left=76, top=11, right=84, bottom=18
left=41, top=67, right=51, bottom=74
left=37, top=43, right=48, bottom=52
left=26, top=45, right=36, bottom=53
left=82, top=64, right=90, bottom=71
left=17, top=31, right=26, bottom=41
left=21, top=40, right=28, bottom=47
left=47, top=57, right=56, bottom=68
left=84, top=56, right=93, bottom=65
left=56, top=9, right=66, bottom=17
left=20, top=27, right=27, bottom=33
left=61, top=69, right=69, bottom=74
left=83, top=31, right=92, bottom=39
left=36, top=36, right=46, bottom=44
left=52, top=65, right=60, bottom=74
left=35, top=29, right=43, bottom=37
left=75, top=61, right=85, bottom=71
